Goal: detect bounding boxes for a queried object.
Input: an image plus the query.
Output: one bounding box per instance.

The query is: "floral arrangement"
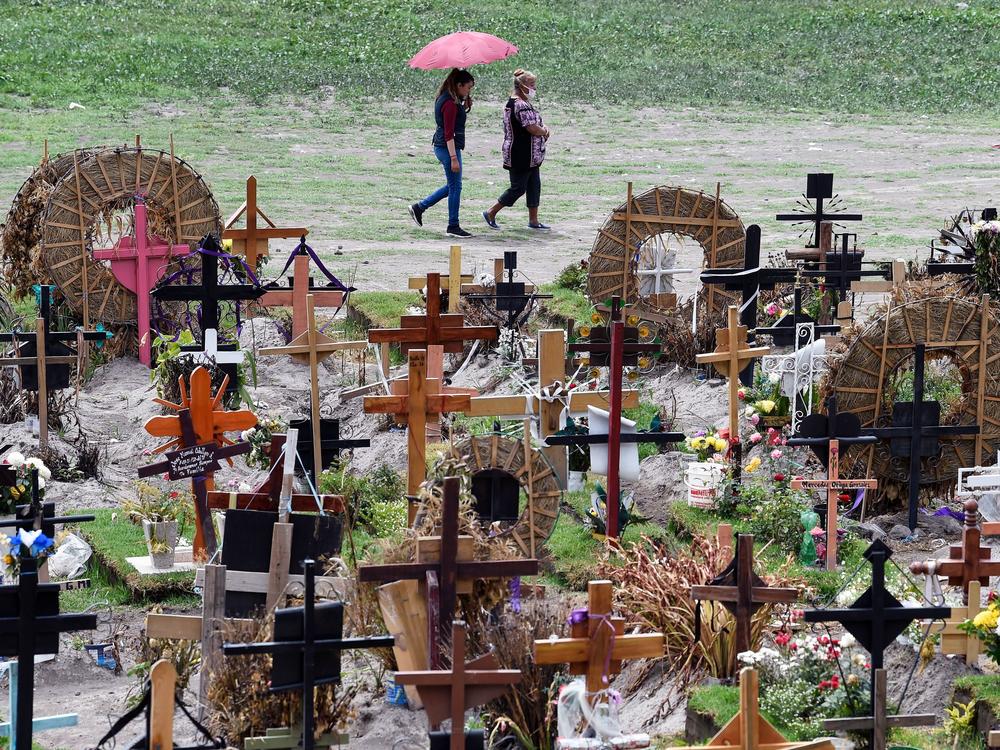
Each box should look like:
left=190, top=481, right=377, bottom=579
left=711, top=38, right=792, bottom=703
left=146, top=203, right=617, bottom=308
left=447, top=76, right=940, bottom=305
left=0, top=451, right=51, bottom=515
left=739, top=370, right=791, bottom=424
left=959, top=591, right=1000, bottom=665
left=120, top=481, right=193, bottom=530
left=2, top=528, right=56, bottom=580
left=738, top=630, right=871, bottom=739
left=241, top=414, right=287, bottom=472
left=684, top=431, right=729, bottom=462
left=972, top=219, right=1000, bottom=296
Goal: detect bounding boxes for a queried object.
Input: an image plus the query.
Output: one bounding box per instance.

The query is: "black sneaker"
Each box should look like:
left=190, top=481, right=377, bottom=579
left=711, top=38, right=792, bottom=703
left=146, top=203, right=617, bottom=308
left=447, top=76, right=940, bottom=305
left=446, top=225, right=472, bottom=238
left=408, top=203, right=424, bottom=227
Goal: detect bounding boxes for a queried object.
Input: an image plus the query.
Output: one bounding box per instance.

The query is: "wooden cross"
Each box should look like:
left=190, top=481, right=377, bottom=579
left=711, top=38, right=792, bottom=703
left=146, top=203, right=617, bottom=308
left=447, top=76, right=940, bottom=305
left=775, top=173, right=862, bottom=249
left=408, top=245, right=473, bottom=313
left=674, top=667, right=835, bottom=750
left=755, top=286, right=840, bottom=348
left=0, top=285, right=110, bottom=446
left=788, top=395, right=878, bottom=570
left=391, top=344, right=479, bottom=442
left=861, top=342, right=980, bottom=531
left=928, top=579, right=983, bottom=665
left=206, top=433, right=344, bottom=514
left=803, top=539, right=949, bottom=734
left=910, top=498, right=1000, bottom=602
left=260, top=294, right=367, bottom=481
left=700, top=225, right=795, bottom=384
left=696, top=305, right=771, bottom=445
left=359, top=477, right=538, bottom=665
left=635, top=235, right=695, bottom=306
left=150, top=234, right=264, bottom=364
left=823, top=668, right=935, bottom=750
left=260, top=238, right=352, bottom=339
left=0, top=554, right=97, bottom=750
left=465, top=328, right=640, bottom=487
left=288, top=416, right=371, bottom=486
left=223, top=559, right=394, bottom=750
left=143, top=366, right=258, bottom=557
left=546, top=404, right=683, bottom=538
left=534, top=579, right=664, bottom=694
left=91, top=196, right=191, bottom=366
left=222, top=175, right=308, bottom=269
left=364, top=349, right=474, bottom=509
left=691, top=534, right=798, bottom=656
left=367, top=272, right=497, bottom=356
left=395, top=619, right=521, bottom=750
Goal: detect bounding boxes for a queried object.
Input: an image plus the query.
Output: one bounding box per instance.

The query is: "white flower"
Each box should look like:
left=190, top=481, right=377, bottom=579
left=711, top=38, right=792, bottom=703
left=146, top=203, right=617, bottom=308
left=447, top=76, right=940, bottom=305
left=3, top=452, right=25, bottom=468
left=25, top=457, right=51, bottom=481
left=240, top=429, right=253, bottom=442
left=744, top=405, right=755, bottom=418
left=840, top=633, right=856, bottom=649
left=19, top=530, right=43, bottom=548
left=768, top=372, right=781, bottom=384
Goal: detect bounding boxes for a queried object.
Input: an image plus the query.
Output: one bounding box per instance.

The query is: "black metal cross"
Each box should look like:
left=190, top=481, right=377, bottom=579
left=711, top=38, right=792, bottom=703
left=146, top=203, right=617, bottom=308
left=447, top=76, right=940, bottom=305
left=788, top=394, right=878, bottom=466
left=927, top=207, right=997, bottom=278
left=775, top=173, right=863, bottom=249
left=860, top=343, right=980, bottom=531
left=222, top=559, right=394, bottom=750
left=755, top=286, right=841, bottom=348
left=0, top=550, right=97, bottom=750
left=288, top=417, right=370, bottom=485
left=0, top=466, right=95, bottom=537
left=700, top=225, right=797, bottom=384
left=803, top=539, right=948, bottom=749
left=800, top=233, right=892, bottom=310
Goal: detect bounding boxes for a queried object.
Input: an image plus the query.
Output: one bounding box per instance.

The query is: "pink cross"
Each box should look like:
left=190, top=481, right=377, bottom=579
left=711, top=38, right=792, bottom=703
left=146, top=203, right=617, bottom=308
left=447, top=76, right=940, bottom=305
left=92, top=196, right=190, bottom=366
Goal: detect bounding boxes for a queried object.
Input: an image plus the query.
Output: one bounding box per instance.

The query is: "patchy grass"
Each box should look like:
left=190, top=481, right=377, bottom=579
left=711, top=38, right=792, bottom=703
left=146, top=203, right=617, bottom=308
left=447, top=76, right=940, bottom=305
left=890, top=726, right=970, bottom=749
left=2, top=1, right=1000, bottom=114
left=687, top=684, right=828, bottom=743
left=954, top=674, right=1000, bottom=714
left=73, top=509, right=198, bottom=603
left=538, top=283, right=592, bottom=329
left=347, top=291, right=421, bottom=329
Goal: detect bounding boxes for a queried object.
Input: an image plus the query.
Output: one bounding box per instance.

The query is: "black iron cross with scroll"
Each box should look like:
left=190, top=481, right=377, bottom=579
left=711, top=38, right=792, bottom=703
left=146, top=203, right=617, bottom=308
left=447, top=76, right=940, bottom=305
left=466, top=251, right=552, bottom=350
left=755, top=286, right=841, bottom=348
left=700, top=225, right=797, bottom=384
left=288, top=416, right=370, bottom=485
left=861, top=343, right=980, bottom=531
left=223, top=559, right=394, bottom=750
left=775, top=173, right=863, bottom=249
left=800, top=233, right=894, bottom=320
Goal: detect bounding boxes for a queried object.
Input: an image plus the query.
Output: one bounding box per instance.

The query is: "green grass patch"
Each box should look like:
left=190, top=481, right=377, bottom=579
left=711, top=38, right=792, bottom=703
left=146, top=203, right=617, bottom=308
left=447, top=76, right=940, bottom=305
left=347, top=291, right=421, bottom=330
left=687, top=684, right=828, bottom=743
left=954, top=674, right=1000, bottom=714
left=2, top=1, right=1000, bottom=113
left=73, top=509, right=198, bottom=603
left=538, top=283, right=592, bottom=328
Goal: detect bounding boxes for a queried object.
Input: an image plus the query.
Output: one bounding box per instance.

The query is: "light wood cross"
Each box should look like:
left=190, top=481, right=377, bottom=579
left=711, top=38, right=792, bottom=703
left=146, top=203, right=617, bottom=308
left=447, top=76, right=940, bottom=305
left=364, top=349, right=474, bottom=511
left=675, top=668, right=835, bottom=750
left=223, top=175, right=308, bottom=269
left=823, top=668, right=934, bottom=750
left=465, top=328, right=640, bottom=487
left=911, top=498, right=1000, bottom=602
left=259, top=294, right=367, bottom=480
left=696, top=305, right=771, bottom=442
left=143, top=366, right=258, bottom=556
left=931, top=579, right=982, bottom=665
left=534, top=579, right=664, bottom=694
left=408, top=245, right=474, bottom=313
left=260, top=251, right=348, bottom=339
left=395, top=620, right=521, bottom=750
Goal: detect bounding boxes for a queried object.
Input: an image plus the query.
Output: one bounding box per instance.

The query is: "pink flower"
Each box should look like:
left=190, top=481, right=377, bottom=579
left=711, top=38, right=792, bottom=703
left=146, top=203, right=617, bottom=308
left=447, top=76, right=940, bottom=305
left=770, top=449, right=782, bottom=460
left=738, top=389, right=746, bottom=400
left=750, top=433, right=763, bottom=444
left=750, top=414, right=760, bottom=426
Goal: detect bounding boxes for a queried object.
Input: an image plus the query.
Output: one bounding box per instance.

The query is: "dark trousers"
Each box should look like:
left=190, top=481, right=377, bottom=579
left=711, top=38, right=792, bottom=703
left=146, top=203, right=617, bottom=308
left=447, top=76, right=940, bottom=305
left=498, top=165, right=541, bottom=209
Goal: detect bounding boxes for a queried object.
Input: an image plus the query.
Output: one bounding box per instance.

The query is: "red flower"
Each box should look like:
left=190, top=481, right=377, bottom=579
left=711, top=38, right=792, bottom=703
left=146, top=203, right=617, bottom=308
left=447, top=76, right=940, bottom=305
left=169, top=491, right=178, bottom=499
left=738, top=389, right=746, bottom=400
left=838, top=493, right=851, bottom=503
left=775, top=631, right=791, bottom=647
left=773, top=473, right=785, bottom=482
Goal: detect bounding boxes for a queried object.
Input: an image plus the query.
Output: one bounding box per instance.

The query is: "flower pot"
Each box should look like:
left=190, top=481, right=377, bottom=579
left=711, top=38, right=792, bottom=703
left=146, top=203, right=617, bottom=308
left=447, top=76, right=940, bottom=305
left=143, top=519, right=178, bottom=567
left=685, top=462, right=725, bottom=509
left=150, top=550, right=176, bottom=569
left=567, top=470, right=586, bottom=492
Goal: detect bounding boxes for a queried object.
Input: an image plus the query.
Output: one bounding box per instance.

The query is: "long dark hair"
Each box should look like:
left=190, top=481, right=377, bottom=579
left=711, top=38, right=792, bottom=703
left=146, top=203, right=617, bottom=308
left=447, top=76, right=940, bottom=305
left=436, top=68, right=475, bottom=101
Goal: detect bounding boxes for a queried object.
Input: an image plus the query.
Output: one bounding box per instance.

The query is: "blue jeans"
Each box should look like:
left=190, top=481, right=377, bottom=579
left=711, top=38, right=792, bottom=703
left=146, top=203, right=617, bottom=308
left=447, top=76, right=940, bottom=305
left=419, top=146, right=462, bottom=226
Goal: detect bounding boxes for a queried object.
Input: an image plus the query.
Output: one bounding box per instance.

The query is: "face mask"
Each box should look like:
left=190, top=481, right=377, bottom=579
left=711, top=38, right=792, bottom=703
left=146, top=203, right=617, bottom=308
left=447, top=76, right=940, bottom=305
left=526, top=87, right=536, bottom=100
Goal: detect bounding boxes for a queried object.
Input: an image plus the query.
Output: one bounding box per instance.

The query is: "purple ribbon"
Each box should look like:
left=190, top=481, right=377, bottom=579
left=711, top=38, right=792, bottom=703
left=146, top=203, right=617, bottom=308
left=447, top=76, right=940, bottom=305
left=509, top=577, right=521, bottom=613
left=567, top=607, right=617, bottom=688
left=930, top=506, right=966, bottom=523
left=266, top=238, right=355, bottom=293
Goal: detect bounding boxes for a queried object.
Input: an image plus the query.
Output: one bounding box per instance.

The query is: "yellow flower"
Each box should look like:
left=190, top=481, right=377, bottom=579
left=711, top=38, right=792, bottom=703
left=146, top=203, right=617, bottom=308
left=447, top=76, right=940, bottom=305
left=222, top=238, right=233, bottom=252
left=591, top=312, right=603, bottom=324
left=756, top=400, right=776, bottom=415
left=973, top=609, right=999, bottom=629
left=627, top=314, right=640, bottom=326
left=2, top=555, right=12, bottom=566
left=711, top=437, right=728, bottom=452
left=691, top=437, right=707, bottom=450
left=745, top=457, right=762, bottom=474
left=579, top=325, right=591, bottom=338
left=9, top=485, right=22, bottom=499
left=638, top=324, right=651, bottom=338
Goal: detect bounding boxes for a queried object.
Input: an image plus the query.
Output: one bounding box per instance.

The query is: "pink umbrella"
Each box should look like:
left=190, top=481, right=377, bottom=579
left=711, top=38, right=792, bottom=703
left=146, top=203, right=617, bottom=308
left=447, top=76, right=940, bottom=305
left=409, top=31, right=518, bottom=70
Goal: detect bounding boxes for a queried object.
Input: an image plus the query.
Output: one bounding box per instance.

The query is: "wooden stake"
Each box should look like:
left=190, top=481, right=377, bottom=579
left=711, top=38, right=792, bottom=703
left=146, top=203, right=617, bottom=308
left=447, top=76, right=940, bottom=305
left=149, top=660, right=176, bottom=750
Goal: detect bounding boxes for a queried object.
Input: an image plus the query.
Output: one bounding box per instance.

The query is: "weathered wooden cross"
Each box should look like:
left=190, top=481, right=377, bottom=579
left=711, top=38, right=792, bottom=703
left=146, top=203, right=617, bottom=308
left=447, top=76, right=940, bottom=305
left=691, top=534, right=799, bottom=657
left=861, top=342, right=980, bottom=531
left=823, top=668, right=935, bottom=750
left=395, top=620, right=521, bottom=750
left=91, top=195, right=191, bottom=366
left=700, top=225, right=795, bottom=383
left=788, top=395, right=879, bottom=570
left=910, top=498, right=1000, bottom=602
left=222, top=559, right=394, bottom=750
left=927, top=579, right=983, bottom=665
left=0, top=285, right=111, bottom=445
left=534, top=579, right=664, bottom=694
left=775, top=173, right=862, bottom=249
left=143, top=366, right=258, bottom=557
left=675, top=667, right=835, bottom=750
left=260, top=238, right=353, bottom=338
left=359, top=477, right=538, bottom=666
left=803, top=539, right=949, bottom=748
left=222, top=175, right=308, bottom=270
left=408, top=245, right=473, bottom=313
left=260, top=293, right=368, bottom=482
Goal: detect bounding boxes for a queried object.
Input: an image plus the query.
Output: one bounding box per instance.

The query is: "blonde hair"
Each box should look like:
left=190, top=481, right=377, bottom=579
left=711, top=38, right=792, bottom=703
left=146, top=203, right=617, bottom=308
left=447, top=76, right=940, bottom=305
left=512, top=68, right=537, bottom=96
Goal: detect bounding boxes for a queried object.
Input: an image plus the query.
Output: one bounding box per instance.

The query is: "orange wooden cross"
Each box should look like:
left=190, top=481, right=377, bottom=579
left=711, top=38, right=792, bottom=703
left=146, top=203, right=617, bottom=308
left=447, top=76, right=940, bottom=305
left=260, top=253, right=348, bottom=340
left=222, top=175, right=307, bottom=269
left=364, top=350, right=473, bottom=521
left=144, top=367, right=257, bottom=556
left=534, top=580, right=664, bottom=694
left=367, top=273, right=497, bottom=355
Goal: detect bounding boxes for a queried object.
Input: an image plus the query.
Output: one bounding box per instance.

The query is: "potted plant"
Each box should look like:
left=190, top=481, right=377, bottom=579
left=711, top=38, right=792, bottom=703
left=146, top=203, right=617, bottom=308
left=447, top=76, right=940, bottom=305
left=557, top=416, right=591, bottom=491
left=122, top=482, right=193, bottom=569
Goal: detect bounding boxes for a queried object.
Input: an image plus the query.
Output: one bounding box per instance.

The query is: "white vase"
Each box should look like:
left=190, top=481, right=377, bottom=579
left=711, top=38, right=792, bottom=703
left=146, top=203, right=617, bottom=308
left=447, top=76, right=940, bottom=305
left=567, top=471, right=586, bottom=491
